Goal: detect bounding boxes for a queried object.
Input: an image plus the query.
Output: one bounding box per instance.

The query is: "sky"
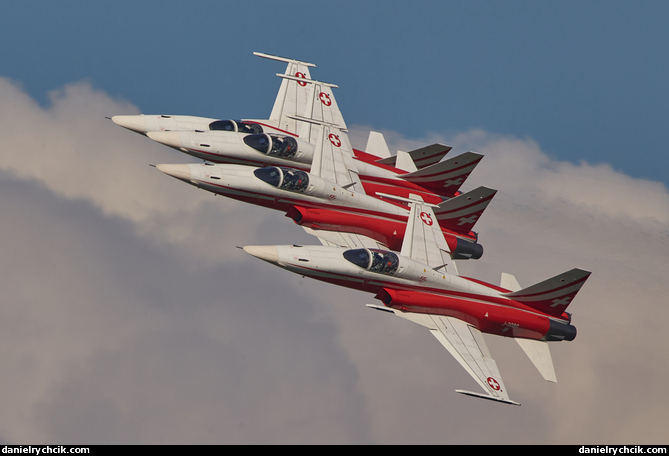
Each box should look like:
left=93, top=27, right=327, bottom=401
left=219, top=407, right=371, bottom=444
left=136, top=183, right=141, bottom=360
left=0, top=0, right=668, bottom=445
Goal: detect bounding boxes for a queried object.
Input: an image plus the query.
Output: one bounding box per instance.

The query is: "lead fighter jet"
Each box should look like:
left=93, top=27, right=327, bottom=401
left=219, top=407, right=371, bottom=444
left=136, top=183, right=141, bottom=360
left=243, top=192, right=590, bottom=405
left=112, top=52, right=478, bottom=204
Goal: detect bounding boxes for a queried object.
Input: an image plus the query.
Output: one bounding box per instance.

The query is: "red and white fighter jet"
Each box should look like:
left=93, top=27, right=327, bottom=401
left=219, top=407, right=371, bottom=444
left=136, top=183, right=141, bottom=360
left=111, top=52, right=478, bottom=204
left=242, top=195, right=591, bottom=405
left=156, top=124, right=495, bottom=260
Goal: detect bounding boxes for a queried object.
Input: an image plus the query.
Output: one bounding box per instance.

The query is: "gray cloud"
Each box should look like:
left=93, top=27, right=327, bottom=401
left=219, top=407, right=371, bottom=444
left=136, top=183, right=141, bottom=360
left=1, top=78, right=667, bottom=444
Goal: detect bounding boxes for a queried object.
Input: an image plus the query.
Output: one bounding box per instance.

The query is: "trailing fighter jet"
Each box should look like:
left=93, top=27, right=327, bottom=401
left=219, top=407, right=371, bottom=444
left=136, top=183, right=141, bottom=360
left=242, top=194, right=591, bottom=405
left=156, top=125, right=494, bottom=260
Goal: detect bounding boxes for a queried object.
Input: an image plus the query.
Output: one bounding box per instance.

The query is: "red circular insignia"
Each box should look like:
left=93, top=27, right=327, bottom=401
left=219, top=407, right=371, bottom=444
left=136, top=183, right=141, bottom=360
left=419, top=212, right=433, bottom=226
left=328, top=134, right=341, bottom=147
left=295, top=72, right=307, bottom=87
left=319, top=92, right=332, bottom=106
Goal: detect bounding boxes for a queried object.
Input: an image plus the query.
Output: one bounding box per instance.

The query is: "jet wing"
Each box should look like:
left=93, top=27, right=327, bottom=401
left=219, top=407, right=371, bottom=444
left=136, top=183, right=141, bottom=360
left=254, top=52, right=317, bottom=135
left=366, top=306, right=521, bottom=406
left=310, top=124, right=365, bottom=194
left=279, top=74, right=347, bottom=147
left=400, top=196, right=458, bottom=276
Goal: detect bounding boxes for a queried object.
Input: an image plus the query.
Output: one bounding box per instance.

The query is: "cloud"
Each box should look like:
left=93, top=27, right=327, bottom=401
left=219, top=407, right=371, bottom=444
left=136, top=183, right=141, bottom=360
left=0, top=79, right=368, bottom=444
left=1, top=78, right=668, bottom=444
left=346, top=127, right=669, bottom=443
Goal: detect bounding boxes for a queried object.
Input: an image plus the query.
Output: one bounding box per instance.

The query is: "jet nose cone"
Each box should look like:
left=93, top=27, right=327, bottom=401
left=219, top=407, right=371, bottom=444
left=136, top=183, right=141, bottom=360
left=243, top=245, right=279, bottom=264
left=156, top=164, right=192, bottom=182
left=111, top=115, right=148, bottom=134
left=147, top=131, right=182, bottom=149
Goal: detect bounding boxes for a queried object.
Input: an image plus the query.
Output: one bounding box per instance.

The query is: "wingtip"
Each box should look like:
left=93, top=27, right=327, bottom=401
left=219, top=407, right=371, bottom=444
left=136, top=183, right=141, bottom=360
left=455, top=390, right=521, bottom=406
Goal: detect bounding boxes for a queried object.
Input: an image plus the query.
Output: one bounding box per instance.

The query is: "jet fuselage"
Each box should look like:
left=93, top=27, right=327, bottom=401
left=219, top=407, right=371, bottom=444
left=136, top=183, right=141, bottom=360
left=147, top=127, right=450, bottom=204
left=157, top=162, right=479, bottom=255
left=243, top=244, right=577, bottom=343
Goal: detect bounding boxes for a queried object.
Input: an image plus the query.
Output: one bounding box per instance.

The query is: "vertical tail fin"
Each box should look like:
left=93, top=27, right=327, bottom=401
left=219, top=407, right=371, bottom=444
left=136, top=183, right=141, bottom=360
left=502, top=268, right=591, bottom=317
left=400, top=152, right=483, bottom=197
left=394, top=150, right=418, bottom=173
left=516, top=338, right=558, bottom=383
left=501, top=272, right=521, bottom=292
left=433, top=186, right=497, bottom=235
left=501, top=272, right=559, bottom=382
left=365, top=131, right=391, bottom=159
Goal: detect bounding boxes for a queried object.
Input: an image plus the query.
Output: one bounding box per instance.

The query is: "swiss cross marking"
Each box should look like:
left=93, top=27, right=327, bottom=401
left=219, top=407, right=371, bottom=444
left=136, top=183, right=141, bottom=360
left=550, top=297, right=572, bottom=308
left=487, top=377, right=501, bottom=391
left=420, top=212, right=434, bottom=226
left=328, top=133, right=341, bottom=147
left=457, top=215, right=478, bottom=226
left=319, top=92, right=332, bottom=106
left=443, top=178, right=463, bottom=187
left=295, top=72, right=307, bottom=87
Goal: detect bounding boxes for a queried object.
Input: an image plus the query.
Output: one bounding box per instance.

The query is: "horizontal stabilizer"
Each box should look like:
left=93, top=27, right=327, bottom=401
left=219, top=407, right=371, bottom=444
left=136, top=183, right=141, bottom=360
left=365, top=131, right=391, bottom=159
left=503, top=268, right=591, bottom=317
left=501, top=273, right=521, bottom=292
left=433, top=186, right=497, bottom=234
left=400, top=152, right=483, bottom=197
left=394, top=150, right=418, bottom=172
left=376, top=143, right=452, bottom=170
left=455, top=390, right=521, bottom=406
left=515, top=338, right=557, bottom=383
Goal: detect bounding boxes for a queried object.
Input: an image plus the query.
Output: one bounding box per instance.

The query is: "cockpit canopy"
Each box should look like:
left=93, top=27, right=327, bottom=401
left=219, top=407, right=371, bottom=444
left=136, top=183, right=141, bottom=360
left=208, top=120, right=264, bottom=134
left=243, top=134, right=299, bottom=159
left=253, top=167, right=310, bottom=193
left=343, top=248, right=400, bottom=275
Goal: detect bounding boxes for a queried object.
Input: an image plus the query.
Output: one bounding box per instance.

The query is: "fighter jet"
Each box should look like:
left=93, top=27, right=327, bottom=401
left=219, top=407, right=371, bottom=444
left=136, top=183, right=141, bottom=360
left=111, top=52, right=446, bottom=167
left=156, top=125, right=494, bottom=260
left=111, top=52, right=328, bottom=135
left=242, top=195, right=591, bottom=405
left=147, top=127, right=480, bottom=203
left=112, top=52, right=465, bottom=201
